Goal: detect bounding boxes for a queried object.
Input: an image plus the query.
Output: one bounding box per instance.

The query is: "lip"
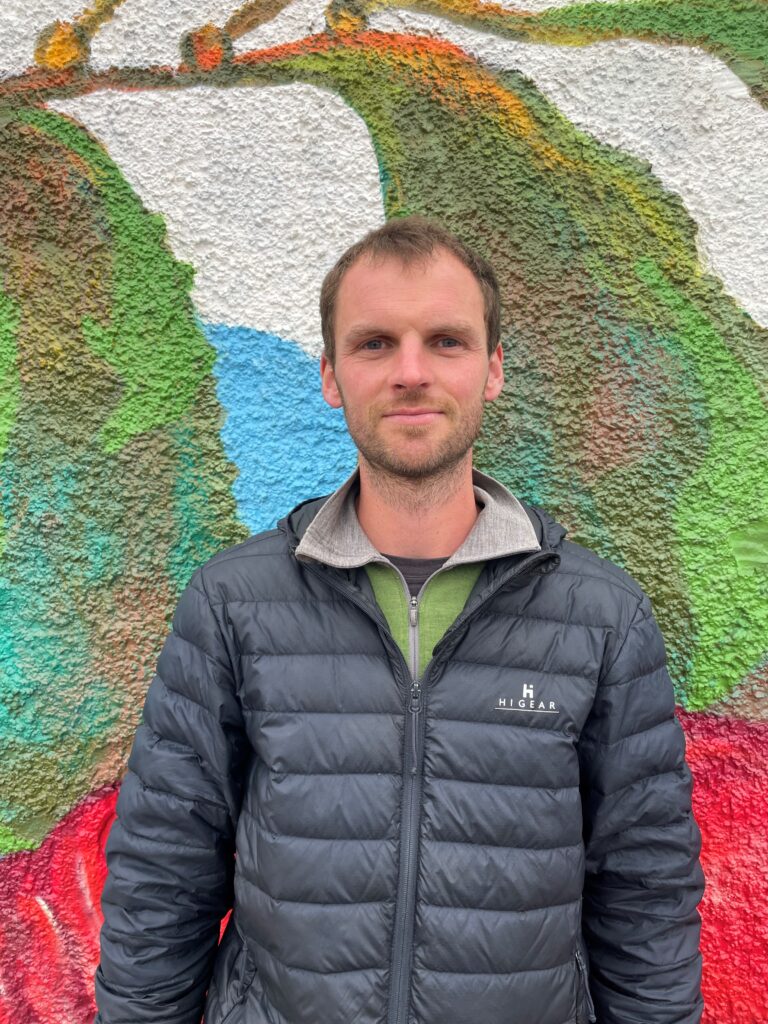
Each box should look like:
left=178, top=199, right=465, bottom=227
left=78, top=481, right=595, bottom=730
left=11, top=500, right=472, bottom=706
left=383, top=409, right=444, bottom=423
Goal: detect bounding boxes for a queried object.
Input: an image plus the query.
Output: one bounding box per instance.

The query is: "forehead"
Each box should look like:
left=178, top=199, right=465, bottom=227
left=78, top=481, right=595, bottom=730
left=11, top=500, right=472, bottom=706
left=335, top=248, right=485, bottom=328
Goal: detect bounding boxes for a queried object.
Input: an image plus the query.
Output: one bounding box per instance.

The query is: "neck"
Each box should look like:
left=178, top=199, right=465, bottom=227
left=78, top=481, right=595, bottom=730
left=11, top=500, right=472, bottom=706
left=355, top=454, right=480, bottom=558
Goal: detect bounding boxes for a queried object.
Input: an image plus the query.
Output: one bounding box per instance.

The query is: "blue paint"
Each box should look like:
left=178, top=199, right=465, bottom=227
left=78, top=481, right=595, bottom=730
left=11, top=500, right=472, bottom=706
left=204, top=323, right=357, bottom=533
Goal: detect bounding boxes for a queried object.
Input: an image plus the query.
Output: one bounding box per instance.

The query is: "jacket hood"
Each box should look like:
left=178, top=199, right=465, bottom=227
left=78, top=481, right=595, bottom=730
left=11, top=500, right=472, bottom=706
left=522, top=502, right=568, bottom=552
left=277, top=474, right=568, bottom=563
left=279, top=493, right=333, bottom=550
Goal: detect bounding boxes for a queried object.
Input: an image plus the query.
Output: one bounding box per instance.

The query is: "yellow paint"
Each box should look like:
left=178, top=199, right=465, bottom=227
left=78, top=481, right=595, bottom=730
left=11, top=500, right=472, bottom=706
left=227, top=0, right=300, bottom=37
left=393, top=41, right=573, bottom=173
left=34, top=23, right=86, bottom=70
left=77, top=0, right=127, bottom=36
left=328, top=9, right=368, bottom=32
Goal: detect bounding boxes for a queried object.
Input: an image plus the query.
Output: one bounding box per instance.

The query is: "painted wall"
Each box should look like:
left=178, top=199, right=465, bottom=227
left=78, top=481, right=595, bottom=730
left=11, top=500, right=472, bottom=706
left=0, top=1, right=767, bottom=1020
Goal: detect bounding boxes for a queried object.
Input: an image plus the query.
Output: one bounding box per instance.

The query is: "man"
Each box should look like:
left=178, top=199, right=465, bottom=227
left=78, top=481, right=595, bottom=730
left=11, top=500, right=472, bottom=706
left=94, top=216, right=704, bottom=1024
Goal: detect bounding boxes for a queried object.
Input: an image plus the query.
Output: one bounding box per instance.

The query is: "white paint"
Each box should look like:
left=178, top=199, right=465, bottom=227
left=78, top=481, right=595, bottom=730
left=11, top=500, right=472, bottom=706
left=369, top=10, right=768, bottom=327
left=208, top=0, right=329, bottom=55
left=0, top=0, right=84, bottom=78
left=89, top=1, right=241, bottom=70
left=76, top=852, right=96, bottom=916
left=34, top=895, right=60, bottom=934
left=52, top=87, right=384, bottom=354
left=3, top=1, right=768, bottom=330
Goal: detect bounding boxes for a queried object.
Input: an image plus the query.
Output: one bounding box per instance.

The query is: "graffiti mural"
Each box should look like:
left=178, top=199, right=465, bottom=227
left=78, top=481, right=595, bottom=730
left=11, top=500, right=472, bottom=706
left=0, top=0, right=766, bottom=1020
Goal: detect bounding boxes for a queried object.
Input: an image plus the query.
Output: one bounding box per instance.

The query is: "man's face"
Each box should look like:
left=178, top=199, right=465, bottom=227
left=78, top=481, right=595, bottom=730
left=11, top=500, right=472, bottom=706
left=320, top=247, right=504, bottom=480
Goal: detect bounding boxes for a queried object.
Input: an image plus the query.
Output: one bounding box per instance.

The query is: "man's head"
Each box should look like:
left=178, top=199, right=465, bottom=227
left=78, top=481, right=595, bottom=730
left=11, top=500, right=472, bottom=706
left=320, top=215, right=501, bottom=366
left=319, top=215, right=504, bottom=483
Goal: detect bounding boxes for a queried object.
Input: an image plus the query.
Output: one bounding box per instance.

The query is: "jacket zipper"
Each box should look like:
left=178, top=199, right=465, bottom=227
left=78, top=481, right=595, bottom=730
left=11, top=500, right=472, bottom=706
left=408, top=596, right=421, bottom=774
left=574, top=949, right=597, bottom=1023
left=388, top=590, right=424, bottom=1024
left=300, top=549, right=559, bottom=1024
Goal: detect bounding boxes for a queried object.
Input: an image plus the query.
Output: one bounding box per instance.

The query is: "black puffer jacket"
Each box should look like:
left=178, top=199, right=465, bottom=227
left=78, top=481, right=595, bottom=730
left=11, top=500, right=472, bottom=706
left=94, top=496, right=704, bottom=1024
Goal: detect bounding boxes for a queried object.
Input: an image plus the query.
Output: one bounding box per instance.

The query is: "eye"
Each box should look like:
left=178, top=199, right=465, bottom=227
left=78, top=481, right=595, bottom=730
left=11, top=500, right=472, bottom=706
left=437, top=336, right=462, bottom=348
left=361, top=338, right=386, bottom=350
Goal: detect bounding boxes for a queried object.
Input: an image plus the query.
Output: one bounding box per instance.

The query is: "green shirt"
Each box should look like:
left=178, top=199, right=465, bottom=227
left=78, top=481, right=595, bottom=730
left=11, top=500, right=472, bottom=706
left=365, top=562, right=484, bottom=677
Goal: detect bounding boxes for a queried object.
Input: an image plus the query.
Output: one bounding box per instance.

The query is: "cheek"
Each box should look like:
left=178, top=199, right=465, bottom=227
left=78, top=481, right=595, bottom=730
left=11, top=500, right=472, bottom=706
left=454, top=374, right=488, bottom=404
left=343, top=374, right=383, bottom=409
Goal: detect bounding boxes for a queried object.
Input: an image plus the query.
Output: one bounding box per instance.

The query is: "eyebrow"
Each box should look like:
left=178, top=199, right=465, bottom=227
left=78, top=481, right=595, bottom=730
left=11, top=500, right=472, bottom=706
left=342, top=322, right=478, bottom=344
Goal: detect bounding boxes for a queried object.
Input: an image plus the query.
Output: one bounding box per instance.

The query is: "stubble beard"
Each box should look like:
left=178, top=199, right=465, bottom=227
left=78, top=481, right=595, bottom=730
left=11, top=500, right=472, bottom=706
left=341, top=390, right=486, bottom=509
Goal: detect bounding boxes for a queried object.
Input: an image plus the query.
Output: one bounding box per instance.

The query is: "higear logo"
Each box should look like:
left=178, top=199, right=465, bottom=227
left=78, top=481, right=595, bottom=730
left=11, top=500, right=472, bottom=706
left=495, top=684, right=559, bottom=714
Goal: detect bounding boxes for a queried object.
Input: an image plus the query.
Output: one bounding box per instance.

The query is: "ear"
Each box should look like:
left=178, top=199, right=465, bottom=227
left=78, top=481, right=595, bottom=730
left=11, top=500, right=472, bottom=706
left=484, top=343, right=504, bottom=402
left=320, top=352, right=343, bottom=409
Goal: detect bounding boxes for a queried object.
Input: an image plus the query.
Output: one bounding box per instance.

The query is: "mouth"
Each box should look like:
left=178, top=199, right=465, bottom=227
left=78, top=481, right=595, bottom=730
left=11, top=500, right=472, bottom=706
left=383, top=408, right=444, bottom=424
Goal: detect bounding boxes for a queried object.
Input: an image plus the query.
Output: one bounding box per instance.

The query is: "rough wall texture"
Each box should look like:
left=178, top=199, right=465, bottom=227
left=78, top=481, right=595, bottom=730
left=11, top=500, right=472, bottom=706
left=0, top=1, right=766, bottom=1021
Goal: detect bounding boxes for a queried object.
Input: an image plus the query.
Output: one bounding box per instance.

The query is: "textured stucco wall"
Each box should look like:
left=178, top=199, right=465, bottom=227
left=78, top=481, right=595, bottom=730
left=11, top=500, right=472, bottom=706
left=0, top=1, right=766, bottom=1021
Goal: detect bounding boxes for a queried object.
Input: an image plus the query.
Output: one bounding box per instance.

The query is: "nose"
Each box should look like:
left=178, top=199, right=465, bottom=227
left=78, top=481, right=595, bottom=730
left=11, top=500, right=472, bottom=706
left=389, top=335, right=434, bottom=390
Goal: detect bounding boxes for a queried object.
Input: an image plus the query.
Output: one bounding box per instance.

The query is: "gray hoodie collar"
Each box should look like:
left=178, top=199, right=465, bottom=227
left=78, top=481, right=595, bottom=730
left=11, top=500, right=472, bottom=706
left=294, top=466, right=540, bottom=570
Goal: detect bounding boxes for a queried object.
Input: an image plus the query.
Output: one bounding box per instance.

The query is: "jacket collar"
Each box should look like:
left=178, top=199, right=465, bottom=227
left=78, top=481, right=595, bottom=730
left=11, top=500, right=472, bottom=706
left=290, top=466, right=542, bottom=570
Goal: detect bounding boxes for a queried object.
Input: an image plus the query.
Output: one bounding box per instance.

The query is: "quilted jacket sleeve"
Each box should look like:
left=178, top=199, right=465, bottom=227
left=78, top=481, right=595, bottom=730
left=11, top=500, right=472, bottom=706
left=94, top=568, right=248, bottom=1024
left=579, top=592, right=704, bottom=1024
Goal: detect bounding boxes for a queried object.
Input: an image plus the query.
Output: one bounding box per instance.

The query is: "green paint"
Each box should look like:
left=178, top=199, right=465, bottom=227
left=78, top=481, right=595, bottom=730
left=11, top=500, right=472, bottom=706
left=637, top=259, right=768, bottom=708
left=0, top=289, right=20, bottom=557
left=167, top=374, right=244, bottom=595
left=0, top=817, right=27, bottom=855
left=13, top=107, right=214, bottom=454
left=538, top=0, right=768, bottom=102
left=0, top=110, right=246, bottom=849
left=0, top=574, right=109, bottom=747
left=729, top=519, right=768, bottom=570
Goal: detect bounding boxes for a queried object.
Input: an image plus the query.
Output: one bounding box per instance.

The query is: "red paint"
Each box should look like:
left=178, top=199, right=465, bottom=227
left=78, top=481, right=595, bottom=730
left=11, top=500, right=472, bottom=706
left=680, top=710, right=768, bottom=1023
left=233, top=28, right=472, bottom=67
left=0, top=713, right=765, bottom=1022
left=189, top=25, right=227, bottom=71
left=0, top=786, right=117, bottom=1022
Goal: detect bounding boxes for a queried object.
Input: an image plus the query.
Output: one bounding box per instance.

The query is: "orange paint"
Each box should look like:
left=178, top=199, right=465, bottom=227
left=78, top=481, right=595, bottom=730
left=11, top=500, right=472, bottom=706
left=190, top=24, right=227, bottom=71
left=234, top=29, right=570, bottom=172
left=34, top=23, right=87, bottom=71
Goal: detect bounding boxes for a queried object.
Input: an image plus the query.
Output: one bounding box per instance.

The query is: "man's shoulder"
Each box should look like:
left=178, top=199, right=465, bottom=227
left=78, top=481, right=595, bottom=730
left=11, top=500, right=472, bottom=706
left=186, top=492, right=331, bottom=601
left=187, top=524, right=298, bottom=603
left=525, top=503, right=648, bottom=608
left=556, top=537, right=646, bottom=602
left=215, top=523, right=289, bottom=560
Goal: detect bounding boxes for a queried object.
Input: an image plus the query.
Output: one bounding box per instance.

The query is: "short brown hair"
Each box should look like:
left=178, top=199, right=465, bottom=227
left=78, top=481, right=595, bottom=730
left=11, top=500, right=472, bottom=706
left=319, top=215, right=501, bottom=364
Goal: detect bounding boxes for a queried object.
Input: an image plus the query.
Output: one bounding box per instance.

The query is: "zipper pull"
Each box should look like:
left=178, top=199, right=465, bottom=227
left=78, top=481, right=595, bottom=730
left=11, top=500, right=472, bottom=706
left=410, top=679, right=421, bottom=713
left=409, top=595, right=418, bottom=628
left=409, top=680, right=421, bottom=774
left=574, top=949, right=596, bottom=1023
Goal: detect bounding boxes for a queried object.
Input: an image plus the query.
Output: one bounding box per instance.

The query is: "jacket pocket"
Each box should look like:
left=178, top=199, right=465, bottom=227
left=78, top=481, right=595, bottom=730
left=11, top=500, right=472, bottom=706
left=574, top=949, right=596, bottom=1024
left=204, top=917, right=258, bottom=1024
